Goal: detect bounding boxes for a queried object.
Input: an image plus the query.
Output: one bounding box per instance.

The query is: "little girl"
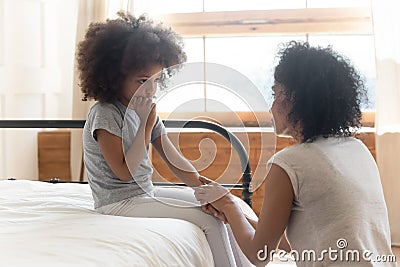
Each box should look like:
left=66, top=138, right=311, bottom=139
left=77, top=12, right=249, bottom=267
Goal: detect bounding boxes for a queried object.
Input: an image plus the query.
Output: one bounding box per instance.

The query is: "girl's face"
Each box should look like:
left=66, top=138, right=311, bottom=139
left=119, top=64, right=163, bottom=106
left=270, top=82, right=293, bottom=137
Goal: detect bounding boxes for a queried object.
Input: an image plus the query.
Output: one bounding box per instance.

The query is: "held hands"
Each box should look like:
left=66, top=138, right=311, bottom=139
left=195, top=176, right=231, bottom=205
left=194, top=176, right=235, bottom=223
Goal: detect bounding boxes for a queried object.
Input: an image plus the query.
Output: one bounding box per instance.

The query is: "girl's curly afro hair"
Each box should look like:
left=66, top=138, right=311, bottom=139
left=274, top=41, right=368, bottom=143
left=77, top=12, right=187, bottom=102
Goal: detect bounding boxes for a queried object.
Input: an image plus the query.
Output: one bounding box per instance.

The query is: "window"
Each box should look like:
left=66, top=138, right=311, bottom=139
left=204, top=35, right=306, bottom=111
left=129, top=0, right=375, bottom=125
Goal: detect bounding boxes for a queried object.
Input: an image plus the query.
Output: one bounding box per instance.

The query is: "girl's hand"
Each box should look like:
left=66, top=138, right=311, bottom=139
left=129, top=97, right=157, bottom=142
left=129, top=96, right=155, bottom=125
left=145, top=103, right=157, bottom=137
left=194, top=176, right=235, bottom=212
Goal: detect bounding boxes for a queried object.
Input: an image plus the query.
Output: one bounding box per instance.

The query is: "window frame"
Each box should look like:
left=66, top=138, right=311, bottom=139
left=159, top=7, right=372, bottom=36
left=156, top=7, right=374, bottom=127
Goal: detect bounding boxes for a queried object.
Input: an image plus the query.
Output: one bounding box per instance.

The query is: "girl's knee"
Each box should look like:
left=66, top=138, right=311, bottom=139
left=193, top=210, right=226, bottom=233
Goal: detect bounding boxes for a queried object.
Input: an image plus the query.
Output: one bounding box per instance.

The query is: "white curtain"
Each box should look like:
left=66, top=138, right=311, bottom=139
left=372, top=0, right=400, bottom=246
left=0, top=0, right=78, bottom=180
left=70, top=0, right=107, bottom=181
left=106, top=0, right=133, bottom=18
left=70, top=0, right=133, bottom=181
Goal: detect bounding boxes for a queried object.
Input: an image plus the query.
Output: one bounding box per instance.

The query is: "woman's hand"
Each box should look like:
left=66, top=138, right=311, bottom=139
left=194, top=176, right=235, bottom=213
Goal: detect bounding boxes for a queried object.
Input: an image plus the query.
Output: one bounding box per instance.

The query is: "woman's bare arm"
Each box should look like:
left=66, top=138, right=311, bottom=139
left=195, top=164, right=294, bottom=266
left=246, top=215, right=291, bottom=252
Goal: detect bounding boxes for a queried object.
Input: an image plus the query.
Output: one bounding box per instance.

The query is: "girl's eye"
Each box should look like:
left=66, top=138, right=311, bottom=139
left=271, top=92, right=276, bottom=98
left=138, top=79, right=147, bottom=84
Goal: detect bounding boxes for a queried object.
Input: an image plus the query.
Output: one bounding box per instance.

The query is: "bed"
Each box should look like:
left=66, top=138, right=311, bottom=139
left=0, top=179, right=259, bottom=267
left=0, top=119, right=257, bottom=267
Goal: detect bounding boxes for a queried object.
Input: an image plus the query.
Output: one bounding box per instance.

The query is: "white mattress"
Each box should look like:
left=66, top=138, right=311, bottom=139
left=0, top=180, right=217, bottom=267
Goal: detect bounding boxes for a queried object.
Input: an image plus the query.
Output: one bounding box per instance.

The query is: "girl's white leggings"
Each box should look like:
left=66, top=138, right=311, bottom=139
left=95, top=186, right=253, bottom=267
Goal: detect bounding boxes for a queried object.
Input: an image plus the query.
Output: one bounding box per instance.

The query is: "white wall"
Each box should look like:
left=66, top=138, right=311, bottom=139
left=0, top=0, right=78, bottom=180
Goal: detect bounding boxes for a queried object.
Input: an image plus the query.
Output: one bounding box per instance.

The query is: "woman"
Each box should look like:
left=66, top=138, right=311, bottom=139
left=195, top=41, right=396, bottom=266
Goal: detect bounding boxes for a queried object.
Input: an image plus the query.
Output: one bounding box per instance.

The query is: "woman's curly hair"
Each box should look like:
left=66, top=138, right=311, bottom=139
left=77, top=12, right=187, bottom=102
left=274, top=41, right=368, bottom=143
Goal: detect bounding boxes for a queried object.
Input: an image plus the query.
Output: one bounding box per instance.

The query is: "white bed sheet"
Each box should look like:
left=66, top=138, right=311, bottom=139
left=0, top=180, right=217, bottom=267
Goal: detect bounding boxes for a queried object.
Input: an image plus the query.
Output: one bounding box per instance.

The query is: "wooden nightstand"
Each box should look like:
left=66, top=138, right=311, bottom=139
left=37, top=130, right=71, bottom=181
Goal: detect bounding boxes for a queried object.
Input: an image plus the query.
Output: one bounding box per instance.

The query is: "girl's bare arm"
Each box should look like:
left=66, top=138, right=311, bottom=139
left=96, top=97, right=155, bottom=182
left=151, top=135, right=202, bottom=187
left=96, top=123, right=147, bottom=182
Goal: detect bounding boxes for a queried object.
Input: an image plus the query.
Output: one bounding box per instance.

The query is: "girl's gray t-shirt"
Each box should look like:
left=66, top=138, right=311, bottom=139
left=83, top=100, right=166, bottom=209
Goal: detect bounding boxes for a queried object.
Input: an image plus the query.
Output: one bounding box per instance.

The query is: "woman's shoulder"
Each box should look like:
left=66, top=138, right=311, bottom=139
left=275, top=141, right=309, bottom=156
left=269, top=142, right=307, bottom=166
left=282, top=136, right=368, bottom=160
left=272, top=137, right=339, bottom=161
